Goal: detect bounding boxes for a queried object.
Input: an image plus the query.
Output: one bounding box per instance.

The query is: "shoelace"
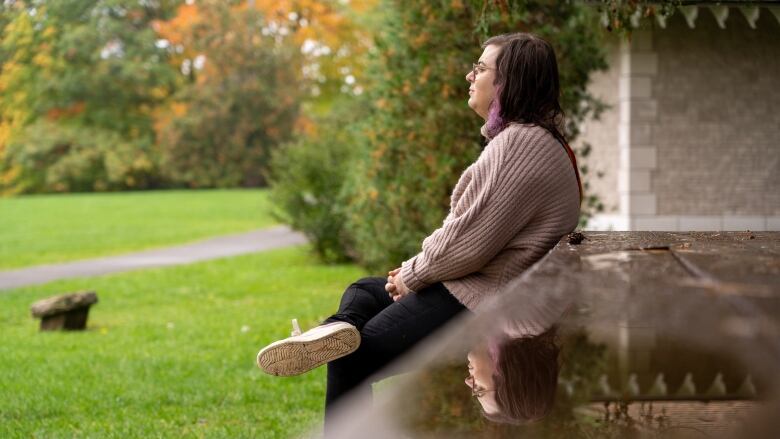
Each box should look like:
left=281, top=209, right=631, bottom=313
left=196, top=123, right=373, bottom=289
left=291, top=318, right=302, bottom=336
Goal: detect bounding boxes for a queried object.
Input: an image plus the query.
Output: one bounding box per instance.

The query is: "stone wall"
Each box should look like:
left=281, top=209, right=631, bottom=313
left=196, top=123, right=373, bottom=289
left=581, top=7, right=780, bottom=231
left=652, top=11, right=780, bottom=218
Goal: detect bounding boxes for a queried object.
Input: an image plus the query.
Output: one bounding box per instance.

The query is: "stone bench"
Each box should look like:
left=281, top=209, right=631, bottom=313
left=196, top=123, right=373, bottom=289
left=30, top=291, right=98, bottom=331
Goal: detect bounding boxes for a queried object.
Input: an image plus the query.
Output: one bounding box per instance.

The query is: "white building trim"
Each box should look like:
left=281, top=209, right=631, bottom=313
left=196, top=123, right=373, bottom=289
left=614, top=28, right=660, bottom=228
left=586, top=214, right=780, bottom=231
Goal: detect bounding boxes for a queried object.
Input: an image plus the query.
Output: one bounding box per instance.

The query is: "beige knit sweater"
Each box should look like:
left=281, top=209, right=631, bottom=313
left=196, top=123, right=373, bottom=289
left=400, top=122, right=581, bottom=311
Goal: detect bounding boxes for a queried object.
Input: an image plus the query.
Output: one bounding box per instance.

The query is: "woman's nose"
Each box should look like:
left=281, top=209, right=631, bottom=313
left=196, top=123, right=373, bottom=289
left=466, top=70, right=474, bottom=82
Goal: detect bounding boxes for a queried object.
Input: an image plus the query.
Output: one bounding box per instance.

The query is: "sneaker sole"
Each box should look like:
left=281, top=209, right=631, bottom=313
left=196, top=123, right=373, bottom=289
left=257, top=325, right=360, bottom=376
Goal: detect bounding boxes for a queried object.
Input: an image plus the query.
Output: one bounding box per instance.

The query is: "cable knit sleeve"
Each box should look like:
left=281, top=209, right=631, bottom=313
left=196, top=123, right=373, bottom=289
left=400, top=125, right=562, bottom=293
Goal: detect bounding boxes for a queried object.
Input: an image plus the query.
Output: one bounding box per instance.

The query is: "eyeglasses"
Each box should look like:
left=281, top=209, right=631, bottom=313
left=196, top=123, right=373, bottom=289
left=466, top=372, right=495, bottom=398
left=471, top=63, right=494, bottom=78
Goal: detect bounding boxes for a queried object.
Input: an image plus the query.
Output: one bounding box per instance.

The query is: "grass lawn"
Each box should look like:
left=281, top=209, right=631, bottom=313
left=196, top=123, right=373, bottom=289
left=0, top=189, right=279, bottom=270
left=0, top=245, right=368, bottom=438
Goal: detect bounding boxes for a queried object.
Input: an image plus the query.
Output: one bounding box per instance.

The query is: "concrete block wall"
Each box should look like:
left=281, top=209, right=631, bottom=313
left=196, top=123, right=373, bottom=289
left=652, top=11, right=780, bottom=219
left=582, top=7, right=780, bottom=231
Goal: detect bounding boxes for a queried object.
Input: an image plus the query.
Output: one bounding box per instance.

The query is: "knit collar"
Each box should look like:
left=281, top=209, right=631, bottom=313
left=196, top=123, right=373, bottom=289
left=480, top=123, right=493, bottom=141
left=481, top=121, right=525, bottom=141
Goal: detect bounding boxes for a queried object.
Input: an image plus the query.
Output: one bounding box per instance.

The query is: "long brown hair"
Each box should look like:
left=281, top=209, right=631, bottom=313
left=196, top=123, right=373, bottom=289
left=482, top=33, right=582, bottom=203
left=483, top=326, right=560, bottom=424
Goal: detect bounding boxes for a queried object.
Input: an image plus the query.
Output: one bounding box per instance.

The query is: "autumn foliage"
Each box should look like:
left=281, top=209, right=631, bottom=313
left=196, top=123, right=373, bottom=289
left=0, top=0, right=178, bottom=193
left=0, top=0, right=368, bottom=193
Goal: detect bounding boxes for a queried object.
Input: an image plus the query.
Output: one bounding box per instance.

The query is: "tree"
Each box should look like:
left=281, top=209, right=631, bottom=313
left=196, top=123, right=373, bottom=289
left=153, top=2, right=301, bottom=187
left=153, top=0, right=371, bottom=187
left=0, top=0, right=179, bottom=193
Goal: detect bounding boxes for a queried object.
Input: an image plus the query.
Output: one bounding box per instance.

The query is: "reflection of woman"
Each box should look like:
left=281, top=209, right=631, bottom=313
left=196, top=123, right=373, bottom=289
left=256, top=32, right=581, bottom=433
left=467, top=326, right=561, bottom=424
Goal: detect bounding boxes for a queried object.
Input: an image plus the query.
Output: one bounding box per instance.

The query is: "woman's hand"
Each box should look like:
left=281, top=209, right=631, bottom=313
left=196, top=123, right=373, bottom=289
left=385, top=267, right=411, bottom=301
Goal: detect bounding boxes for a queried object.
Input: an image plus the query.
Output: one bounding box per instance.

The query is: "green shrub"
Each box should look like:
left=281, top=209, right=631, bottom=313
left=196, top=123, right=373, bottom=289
left=267, top=105, right=365, bottom=263
left=157, top=80, right=299, bottom=189
left=1, top=120, right=159, bottom=194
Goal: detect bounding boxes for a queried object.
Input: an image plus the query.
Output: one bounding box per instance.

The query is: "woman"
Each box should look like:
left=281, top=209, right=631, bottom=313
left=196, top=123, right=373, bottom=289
left=256, top=32, right=582, bottom=431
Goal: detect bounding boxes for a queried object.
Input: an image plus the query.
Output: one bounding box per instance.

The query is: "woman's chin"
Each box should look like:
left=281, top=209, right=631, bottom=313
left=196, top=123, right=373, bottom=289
left=467, top=102, right=482, bottom=116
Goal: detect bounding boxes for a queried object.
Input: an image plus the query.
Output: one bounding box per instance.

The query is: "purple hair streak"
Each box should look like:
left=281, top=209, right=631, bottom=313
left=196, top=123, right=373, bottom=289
left=485, top=85, right=506, bottom=139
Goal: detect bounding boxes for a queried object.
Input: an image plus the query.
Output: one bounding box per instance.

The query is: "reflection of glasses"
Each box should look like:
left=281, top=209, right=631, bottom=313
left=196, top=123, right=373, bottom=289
left=466, top=372, right=495, bottom=398
left=471, top=63, right=495, bottom=78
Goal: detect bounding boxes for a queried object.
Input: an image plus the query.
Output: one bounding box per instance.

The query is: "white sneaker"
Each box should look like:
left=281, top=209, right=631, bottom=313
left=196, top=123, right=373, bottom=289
left=256, top=319, right=361, bottom=376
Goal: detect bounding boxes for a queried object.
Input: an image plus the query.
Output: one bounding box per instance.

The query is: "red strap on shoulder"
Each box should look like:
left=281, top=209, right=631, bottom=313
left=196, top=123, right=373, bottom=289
left=562, top=142, right=583, bottom=204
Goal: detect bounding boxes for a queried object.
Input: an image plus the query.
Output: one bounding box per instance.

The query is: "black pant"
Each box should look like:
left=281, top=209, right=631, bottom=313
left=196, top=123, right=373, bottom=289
left=322, top=277, right=468, bottom=433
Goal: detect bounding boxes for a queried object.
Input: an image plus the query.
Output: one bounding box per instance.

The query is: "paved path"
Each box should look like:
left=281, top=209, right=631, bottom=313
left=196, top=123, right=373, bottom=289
left=0, top=226, right=307, bottom=291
